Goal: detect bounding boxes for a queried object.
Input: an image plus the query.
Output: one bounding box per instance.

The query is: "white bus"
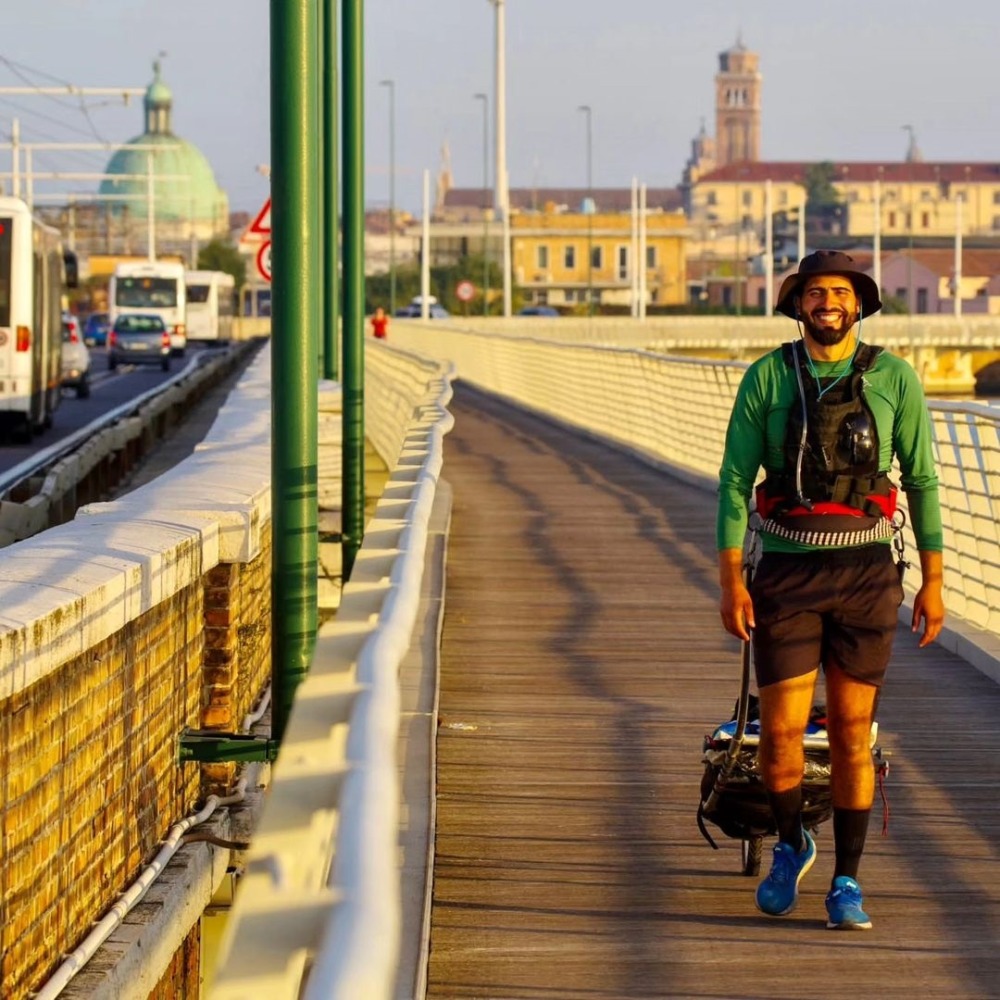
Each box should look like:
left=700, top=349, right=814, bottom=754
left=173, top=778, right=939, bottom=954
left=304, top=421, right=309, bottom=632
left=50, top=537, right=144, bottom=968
left=0, top=196, right=74, bottom=440
left=185, top=270, right=235, bottom=343
left=109, top=259, right=187, bottom=355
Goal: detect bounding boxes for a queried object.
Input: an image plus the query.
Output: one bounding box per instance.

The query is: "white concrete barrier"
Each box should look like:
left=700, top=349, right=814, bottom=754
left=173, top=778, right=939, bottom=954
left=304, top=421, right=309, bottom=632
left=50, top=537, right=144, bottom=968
left=209, top=342, right=455, bottom=1000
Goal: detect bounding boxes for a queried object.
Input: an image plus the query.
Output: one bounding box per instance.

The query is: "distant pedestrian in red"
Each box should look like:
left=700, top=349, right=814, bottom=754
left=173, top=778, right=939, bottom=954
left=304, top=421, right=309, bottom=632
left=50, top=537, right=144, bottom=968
left=371, top=306, right=389, bottom=340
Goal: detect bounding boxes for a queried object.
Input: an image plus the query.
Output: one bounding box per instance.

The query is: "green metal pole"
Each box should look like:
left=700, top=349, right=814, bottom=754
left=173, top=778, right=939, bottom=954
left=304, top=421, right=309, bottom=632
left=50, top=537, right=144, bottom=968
left=315, top=1, right=325, bottom=373
left=342, top=0, right=365, bottom=577
left=323, top=0, right=339, bottom=380
left=270, top=0, right=320, bottom=743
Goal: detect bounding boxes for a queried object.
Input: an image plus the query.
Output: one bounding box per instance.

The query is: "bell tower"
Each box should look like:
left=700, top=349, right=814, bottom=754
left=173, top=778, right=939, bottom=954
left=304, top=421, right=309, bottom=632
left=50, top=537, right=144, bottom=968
left=715, top=37, right=761, bottom=165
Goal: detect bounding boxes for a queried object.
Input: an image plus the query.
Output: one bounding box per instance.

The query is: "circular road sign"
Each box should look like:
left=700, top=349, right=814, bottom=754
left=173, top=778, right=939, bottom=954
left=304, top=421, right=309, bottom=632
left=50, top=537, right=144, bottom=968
left=456, top=279, right=475, bottom=303
left=256, top=240, right=272, bottom=283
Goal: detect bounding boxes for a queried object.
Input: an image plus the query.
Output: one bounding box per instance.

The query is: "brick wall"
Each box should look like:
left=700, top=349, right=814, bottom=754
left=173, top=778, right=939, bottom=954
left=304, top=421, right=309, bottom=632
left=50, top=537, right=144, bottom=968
left=0, top=534, right=273, bottom=1000
left=201, top=531, right=272, bottom=795
left=1, top=582, right=202, bottom=999
left=147, top=923, right=200, bottom=1000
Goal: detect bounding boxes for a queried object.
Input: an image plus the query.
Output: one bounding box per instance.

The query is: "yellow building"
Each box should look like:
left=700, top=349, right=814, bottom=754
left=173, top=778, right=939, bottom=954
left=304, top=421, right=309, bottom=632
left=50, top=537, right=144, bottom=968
left=512, top=207, right=688, bottom=309
left=691, top=161, right=1000, bottom=241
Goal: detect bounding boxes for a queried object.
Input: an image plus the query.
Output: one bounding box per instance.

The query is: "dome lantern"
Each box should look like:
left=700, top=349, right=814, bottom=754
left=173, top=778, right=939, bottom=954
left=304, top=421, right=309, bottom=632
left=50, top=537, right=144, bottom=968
left=144, top=59, right=174, bottom=136
left=99, top=60, right=229, bottom=238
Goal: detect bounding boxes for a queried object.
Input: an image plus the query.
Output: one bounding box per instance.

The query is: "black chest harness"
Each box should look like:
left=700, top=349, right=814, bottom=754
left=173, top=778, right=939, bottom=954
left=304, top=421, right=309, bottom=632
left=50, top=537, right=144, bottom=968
left=755, top=340, right=897, bottom=545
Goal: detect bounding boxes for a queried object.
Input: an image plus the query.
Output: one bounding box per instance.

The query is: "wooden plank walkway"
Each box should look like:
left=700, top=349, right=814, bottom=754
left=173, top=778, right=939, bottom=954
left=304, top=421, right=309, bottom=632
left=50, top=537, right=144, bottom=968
left=426, top=385, right=1000, bottom=1000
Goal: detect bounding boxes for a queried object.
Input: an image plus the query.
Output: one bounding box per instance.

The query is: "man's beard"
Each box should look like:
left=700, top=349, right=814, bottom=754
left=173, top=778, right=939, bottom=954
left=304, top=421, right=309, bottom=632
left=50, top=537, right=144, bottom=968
left=801, top=309, right=855, bottom=346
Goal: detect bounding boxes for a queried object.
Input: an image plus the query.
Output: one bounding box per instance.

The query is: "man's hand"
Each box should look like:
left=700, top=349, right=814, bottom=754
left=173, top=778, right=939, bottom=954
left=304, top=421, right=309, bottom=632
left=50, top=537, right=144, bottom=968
left=912, top=550, right=945, bottom=647
left=719, top=548, right=755, bottom=641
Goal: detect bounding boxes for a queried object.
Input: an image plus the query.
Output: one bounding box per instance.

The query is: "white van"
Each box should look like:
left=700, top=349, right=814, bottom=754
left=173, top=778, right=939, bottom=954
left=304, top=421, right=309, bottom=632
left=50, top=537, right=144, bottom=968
left=185, top=270, right=235, bottom=343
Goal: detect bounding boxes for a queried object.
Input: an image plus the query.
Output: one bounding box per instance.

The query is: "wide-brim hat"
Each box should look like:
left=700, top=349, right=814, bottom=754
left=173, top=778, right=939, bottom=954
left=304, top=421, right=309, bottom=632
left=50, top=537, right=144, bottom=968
left=775, top=250, right=882, bottom=318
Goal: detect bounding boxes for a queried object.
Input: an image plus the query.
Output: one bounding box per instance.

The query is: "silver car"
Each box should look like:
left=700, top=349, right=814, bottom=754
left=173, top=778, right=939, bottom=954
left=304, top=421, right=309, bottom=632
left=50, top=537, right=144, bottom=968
left=108, top=314, right=172, bottom=371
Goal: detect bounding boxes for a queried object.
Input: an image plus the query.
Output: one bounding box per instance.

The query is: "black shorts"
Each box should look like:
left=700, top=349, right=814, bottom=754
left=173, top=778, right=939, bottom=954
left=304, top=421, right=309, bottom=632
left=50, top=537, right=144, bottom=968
left=749, top=545, right=905, bottom=688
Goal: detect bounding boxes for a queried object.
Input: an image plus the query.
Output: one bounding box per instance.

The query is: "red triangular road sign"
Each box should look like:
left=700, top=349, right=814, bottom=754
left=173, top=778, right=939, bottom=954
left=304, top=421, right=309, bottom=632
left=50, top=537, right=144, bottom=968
left=249, top=197, right=271, bottom=235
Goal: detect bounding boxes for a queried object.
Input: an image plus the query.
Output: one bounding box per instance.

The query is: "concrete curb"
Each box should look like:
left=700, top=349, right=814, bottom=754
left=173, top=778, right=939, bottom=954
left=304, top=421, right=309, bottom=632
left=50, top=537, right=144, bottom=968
left=395, top=479, right=451, bottom=1000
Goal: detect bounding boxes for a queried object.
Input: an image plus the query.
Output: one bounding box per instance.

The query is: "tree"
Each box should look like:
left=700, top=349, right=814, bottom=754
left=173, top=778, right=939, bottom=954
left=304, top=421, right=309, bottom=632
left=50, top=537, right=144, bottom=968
left=365, top=254, right=510, bottom=315
left=880, top=294, right=909, bottom=314
left=804, top=162, right=841, bottom=213
left=197, top=239, right=247, bottom=291
left=802, top=162, right=847, bottom=235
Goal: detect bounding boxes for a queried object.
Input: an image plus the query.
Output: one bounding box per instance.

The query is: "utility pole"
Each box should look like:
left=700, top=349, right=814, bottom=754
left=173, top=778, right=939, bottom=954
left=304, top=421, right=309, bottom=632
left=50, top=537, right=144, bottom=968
left=146, top=151, right=155, bottom=260
left=638, top=182, right=647, bottom=321
left=764, top=179, right=773, bottom=315
left=488, top=0, right=512, bottom=316
left=630, top=176, right=638, bottom=317
left=903, top=125, right=916, bottom=314
left=578, top=104, right=593, bottom=315
left=11, top=118, right=19, bottom=198
left=873, top=174, right=882, bottom=297
left=954, top=193, right=963, bottom=318
left=379, top=78, right=396, bottom=316
left=474, top=92, right=490, bottom=315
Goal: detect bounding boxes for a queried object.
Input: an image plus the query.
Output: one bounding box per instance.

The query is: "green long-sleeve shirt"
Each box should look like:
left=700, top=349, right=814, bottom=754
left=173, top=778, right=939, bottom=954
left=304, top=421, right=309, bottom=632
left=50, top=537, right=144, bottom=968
left=717, top=342, right=943, bottom=554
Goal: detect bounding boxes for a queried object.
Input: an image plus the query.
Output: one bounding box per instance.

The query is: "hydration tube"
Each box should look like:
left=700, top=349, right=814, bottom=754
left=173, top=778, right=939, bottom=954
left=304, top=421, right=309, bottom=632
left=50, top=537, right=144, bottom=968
left=790, top=339, right=814, bottom=511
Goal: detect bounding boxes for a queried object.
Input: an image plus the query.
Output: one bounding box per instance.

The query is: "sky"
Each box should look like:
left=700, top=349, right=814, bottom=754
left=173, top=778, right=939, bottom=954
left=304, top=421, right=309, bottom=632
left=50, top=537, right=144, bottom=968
left=4, top=0, right=1000, bottom=220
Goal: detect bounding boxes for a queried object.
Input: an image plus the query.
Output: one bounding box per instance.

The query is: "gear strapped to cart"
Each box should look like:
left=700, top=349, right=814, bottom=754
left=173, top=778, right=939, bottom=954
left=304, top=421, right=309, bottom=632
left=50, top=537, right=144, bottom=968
left=697, top=523, right=894, bottom=876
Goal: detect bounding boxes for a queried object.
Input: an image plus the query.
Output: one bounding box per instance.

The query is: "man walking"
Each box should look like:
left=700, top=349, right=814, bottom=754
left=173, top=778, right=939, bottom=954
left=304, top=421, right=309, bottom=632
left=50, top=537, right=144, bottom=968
left=717, top=250, right=945, bottom=929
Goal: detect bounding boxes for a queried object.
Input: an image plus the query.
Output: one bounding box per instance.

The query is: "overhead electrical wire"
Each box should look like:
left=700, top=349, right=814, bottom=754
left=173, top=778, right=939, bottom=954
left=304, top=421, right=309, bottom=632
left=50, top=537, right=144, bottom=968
left=0, top=52, right=139, bottom=197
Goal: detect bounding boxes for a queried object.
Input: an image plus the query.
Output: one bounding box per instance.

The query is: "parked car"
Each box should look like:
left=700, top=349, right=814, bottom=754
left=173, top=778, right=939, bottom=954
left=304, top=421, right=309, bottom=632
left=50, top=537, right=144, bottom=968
left=107, top=313, right=172, bottom=371
left=62, top=311, right=82, bottom=341
left=83, top=311, right=110, bottom=347
left=395, top=295, right=450, bottom=319
left=517, top=305, right=560, bottom=317
left=60, top=319, right=91, bottom=398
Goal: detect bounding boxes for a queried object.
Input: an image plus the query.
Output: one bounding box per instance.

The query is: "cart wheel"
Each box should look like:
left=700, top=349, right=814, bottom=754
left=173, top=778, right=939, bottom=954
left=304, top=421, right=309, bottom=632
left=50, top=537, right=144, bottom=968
left=742, top=835, right=764, bottom=876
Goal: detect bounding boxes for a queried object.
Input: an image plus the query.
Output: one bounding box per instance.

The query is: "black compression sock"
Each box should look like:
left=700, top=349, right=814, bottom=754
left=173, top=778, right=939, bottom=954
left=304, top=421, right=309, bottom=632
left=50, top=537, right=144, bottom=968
left=832, top=807, right=871, bottom=883
left=767, top=786, right=804, bottom=853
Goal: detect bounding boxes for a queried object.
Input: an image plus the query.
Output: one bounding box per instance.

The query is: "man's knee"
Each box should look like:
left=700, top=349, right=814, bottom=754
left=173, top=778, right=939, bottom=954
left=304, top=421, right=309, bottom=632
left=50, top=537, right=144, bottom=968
left=760, top=716, right=807, bottom=752
left=758, top=717, right=807, bottom=788
left=828, top=718, right=874, bottom=762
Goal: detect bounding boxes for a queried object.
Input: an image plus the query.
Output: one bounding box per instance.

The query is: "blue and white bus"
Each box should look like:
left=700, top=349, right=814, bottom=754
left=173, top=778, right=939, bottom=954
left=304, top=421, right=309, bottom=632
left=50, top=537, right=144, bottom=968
left=0, top=196, right=74, bottom=439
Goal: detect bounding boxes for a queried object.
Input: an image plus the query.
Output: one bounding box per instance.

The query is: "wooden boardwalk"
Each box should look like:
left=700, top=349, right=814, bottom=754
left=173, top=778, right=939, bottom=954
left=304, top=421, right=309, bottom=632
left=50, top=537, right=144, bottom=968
left=426, top=385, right=1000, bottom=1000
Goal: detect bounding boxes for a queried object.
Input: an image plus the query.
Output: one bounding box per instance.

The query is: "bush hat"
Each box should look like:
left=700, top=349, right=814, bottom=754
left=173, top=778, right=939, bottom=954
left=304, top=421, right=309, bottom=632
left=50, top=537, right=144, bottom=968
left=776, top=250, right=882, bottom=318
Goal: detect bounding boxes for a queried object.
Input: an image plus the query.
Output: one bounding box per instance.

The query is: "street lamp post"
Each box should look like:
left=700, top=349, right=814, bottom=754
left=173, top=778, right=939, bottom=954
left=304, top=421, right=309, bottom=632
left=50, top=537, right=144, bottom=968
left=954, top=192, right=964, bottom=318
left=903, top=125, right=915, bottom=315
left=873, top=169, right=882, bottom=298
left=474, top=92, right=490, bottom=315
left=734, top=172, right=743, bottom=316
left=487, top=0, right=511, bottom=317
left=578, top=104, right=593, bottom=315
left=380, top=78, right=396, bottom=316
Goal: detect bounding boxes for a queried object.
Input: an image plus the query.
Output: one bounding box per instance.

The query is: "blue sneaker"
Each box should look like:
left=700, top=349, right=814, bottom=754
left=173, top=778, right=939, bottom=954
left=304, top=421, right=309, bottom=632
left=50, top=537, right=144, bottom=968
left=755, top=830, right=816, bottom=916
left=825, top=876, right=873, bottom=930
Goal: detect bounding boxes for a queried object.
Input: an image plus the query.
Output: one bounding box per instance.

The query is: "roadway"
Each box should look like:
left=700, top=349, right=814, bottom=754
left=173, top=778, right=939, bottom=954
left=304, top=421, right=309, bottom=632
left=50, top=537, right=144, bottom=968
left=0, top=344, right=220, bottom=474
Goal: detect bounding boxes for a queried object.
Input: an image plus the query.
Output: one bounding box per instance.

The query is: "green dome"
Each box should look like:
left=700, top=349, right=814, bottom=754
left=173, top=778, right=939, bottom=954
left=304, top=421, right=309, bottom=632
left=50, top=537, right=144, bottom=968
left=100, top=133, right=227, bottom=223
left=98, top=62, right=227, bottom=227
